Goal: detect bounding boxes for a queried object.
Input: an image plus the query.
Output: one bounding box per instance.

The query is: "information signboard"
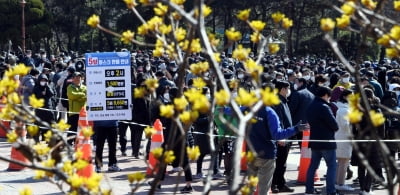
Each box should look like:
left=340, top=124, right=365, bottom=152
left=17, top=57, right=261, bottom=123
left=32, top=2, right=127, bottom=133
left=85, top=52, right=132, bottom=121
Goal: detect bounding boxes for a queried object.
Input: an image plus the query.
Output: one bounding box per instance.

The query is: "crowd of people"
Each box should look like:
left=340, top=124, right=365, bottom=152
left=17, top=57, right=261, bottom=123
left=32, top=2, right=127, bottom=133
left=1, top=48, right=400, bottom=194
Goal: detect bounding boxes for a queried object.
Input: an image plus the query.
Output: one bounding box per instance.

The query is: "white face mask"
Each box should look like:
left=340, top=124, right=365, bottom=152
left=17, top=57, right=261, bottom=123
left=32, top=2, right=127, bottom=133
left=145, top=66, right=151, bottom=71
left=171, top=67, right=178, bottom=72
left=395, top=91, right=400, bottom=97
left=342, top=77, right=350, bottom=83
left=303, top=75, right=310, bottom=80
left=204, top=72, right=210, bottom=77
left=238, top=73, right=244, bottom=79
left=286, top=89, right=291, bottom=98
left=294, top=83, right=298, bottom=90
left=163, top=93, right=170, bottom=101
left=310, top=77, right=315, bottom=82
left=331, top=68, right=336, bottom=71
left=40, top=81, right=47, bottom=86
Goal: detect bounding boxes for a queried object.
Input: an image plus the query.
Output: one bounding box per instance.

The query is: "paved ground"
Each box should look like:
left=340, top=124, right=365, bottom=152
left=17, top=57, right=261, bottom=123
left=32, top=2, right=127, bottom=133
left=0, top=134, right=393, bottom=195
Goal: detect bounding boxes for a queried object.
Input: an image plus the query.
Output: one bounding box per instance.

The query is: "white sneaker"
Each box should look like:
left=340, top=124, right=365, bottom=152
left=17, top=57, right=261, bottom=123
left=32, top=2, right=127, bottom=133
left=360, top=190, right=373, bottom=195
left=194, top=173, right=204, bottom=179
left=336, top=185, right=354, bottom=191
left=108, top=164, right=122, bottom=172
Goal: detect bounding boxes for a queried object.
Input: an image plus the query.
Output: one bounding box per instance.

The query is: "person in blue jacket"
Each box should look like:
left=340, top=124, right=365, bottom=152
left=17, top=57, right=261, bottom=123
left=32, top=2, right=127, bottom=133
left=305, top=86, right=339, bottom=195
left=248, top=99, right=308, bottom=195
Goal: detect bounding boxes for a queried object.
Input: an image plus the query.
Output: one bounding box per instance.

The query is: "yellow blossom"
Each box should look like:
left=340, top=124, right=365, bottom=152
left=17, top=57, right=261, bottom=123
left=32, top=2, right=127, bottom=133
left=62, top=160, right=73, bottom=175
left=187, top=146, right=201, bottom=161
left=154, top=3, right=168, bottom=16
left=137, top=24, right=149, bottom=35
left=153, top=47, right=164, bottom=57
left=215, top=89, right=230, bottom=106
left=160, top=104, right=175, bottom=118
left=208, top=33, right=220, bottom=47
left=33, top=142, right=50, bottom=156
left=235, top=88, right=258, bottom=106
left=244, top=59, right=263, bottom=78
left=386, top=48, right=399, bottom=58
left=192, top=77, right=206, bottom=89
left=159, top=24, right=172, bottom=34
left=43, top=158, right=56, bottom=168
left=189, top=38, right=202, bottom=53
left=248, top=175, right=259, bottom=187
left=34, top=170, right=45, bottom=179
left=172, top=11, right=182, bottom=20
left=29, top=94, right=44, bottom=108
left=271, top=12, right=285, bottom=23
left=147, top=16, right=163, bottom=31
left=192, top=95, right=210, bottom=113
left=282, top=17, right=293, bottom=29
left=101, top=189, right=112, bottom=195
left=144, top=126, right=156, bottom=138
left=127, top=172, right=146, bottom=183
left=19, top=186, right=32, bottom=195
left=268, top=43, right=280, bottom=54
left=377, top=34, right=391, bottom=47
left=250, top=32, right=261, bottom=43
left=85, top=173, right=102, bottom=191
left=249, top=20, right=266, bottom=32
left=179, top=111, right=193, bottom=124
left=390, top=25, right=400, bottom=40
left=369, top=110, right=385, bottom=127
left=138, top=0, right=150, bottom=5
left=246, top=151, right=255, bottom=163
left=163, top=150, right=175, bottom=164
left=151, top=147, right=164, bottom=159
left=123, top=0, right=137, bottom=9
left=175, top=27, right=187, bottom=42
left=53, top=119, right=70, bottom=132
left=225, top=27, right=242, bottom=42
left=87, top=14, right=100, bottom=28
left=184, top=88, right=203, bottom=103
left=43, top=130, right=52, bottom=142
left=233, top=45, right=251, bottom=61
left=134, top=87, right=146, bottom=98
left=190, top=61, right=209, bottom=75
left=82, top=127, right=94, bottom=138
left=395, top=1, right=400, bottom=11
left=194, top=5, right=212, bottom=17
left=230, top=79, right=239, bottom=89
left=237, top=9, right=251, bottom=21
left=171, top=0, right=185, bottom=5
left=190, top=111, right=199, bottom=121
left=68, top=174, right=84, bottom=188
left=260, top=87, right=280, bottom=106
left=214, top=53, right=221, bottom=63
left=27, top=125, right=39, bottom=136
left=346, top=108, right=363, bottom=124
left=240, top=185, right=251, bottom=195
left=7, top=130, right=18, bottom=143
left=336, top=15, right=351, bottom=29
left=174, top=96, right=189, bottom=111
left=320, top=18, right=335, bottom=32
left=73, top=159, right=89, bottom=170
left=341, top=1, right=356, bottom=15
left=121, top=30, right=134, bottom=44
left=144, top=78, right=159, bottom=91
left=12, top=63, right=31, bottom=77
left=361, top=0, right=377, bottom=10
left=347, top=93, right=360, bottom=108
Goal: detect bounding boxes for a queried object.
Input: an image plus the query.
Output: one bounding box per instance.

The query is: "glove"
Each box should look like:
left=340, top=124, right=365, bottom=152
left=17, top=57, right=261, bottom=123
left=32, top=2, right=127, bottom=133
left=295, top=120, right=309, bottom=131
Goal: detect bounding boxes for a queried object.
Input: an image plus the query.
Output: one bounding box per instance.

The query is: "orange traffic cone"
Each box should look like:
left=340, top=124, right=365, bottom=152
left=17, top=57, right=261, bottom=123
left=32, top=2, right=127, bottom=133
left=7, top=146, right=29, bottom=171
left=297, top=129, right=320, bottom=184
left=241, top=141, right=247, bottom=171
left=147, top=119, right=164, bottom=176
left=76, top=142, right=94, bottom=178
left=75, top=107, right=91, bottom=149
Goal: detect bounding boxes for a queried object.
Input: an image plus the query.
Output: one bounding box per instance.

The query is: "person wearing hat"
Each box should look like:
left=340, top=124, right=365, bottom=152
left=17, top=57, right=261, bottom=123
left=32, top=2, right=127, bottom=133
left=59, top=66, right=76, bottom=119
left=66, top=72, right=87, bottom=145
left=33, top=73, right=56, bottom=142
left=333, top=71, right=354, bottom=90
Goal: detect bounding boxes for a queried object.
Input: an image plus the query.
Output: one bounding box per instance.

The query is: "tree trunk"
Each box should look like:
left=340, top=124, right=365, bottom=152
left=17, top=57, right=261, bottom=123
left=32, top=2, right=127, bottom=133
left=294, top=0, right=306, bottom=55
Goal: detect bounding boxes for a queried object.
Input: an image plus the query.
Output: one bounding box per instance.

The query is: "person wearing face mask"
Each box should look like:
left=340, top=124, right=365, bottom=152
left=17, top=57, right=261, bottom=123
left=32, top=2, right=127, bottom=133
left=271, top=81, right=295, bottom=193
left=33, top=74, right=56, bottom=142
left=333, top=72, right=354, bottom=90
left=309, top=74, right=329, bottom=95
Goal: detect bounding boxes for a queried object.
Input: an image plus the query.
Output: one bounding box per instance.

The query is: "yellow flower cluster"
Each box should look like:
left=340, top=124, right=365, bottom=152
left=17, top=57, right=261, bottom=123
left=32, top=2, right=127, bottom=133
left=346, top=93, right=363, bottom=124
left=225, top=27, right=242, bottom=42
left=369, top=110, right=385, bottom=127
left=27, top=125, right=39, bottom=136
left=123, top=0, right=137, bottom=9
left=361, top=0, right=377, bottom=10
left=51, top=119, right=70, bottom=132
left=29, top=94, right=44, bottom=108
left=244, top=59, right=263, bottom=79
left=19, top=186, right=32, bottom=195
left=268, top=43, right=280, bottom=54
left=6, top=130, right=18, bottom=143
left=377, top=25, right=400, bottom=58
left=215, top=89, right=230, bottom=106
left=144, top=126, right=156, bottom=138
left=320, top=18, right=335, bottom=32
left=235, top=88, right=258, bottom=106
left=127, top=172, right=146, bottom=183
left=183, top=88, right=210, bottom=113
left=121, top=30, right=134, bottom=44
left=33, top=142, right=50, bottom=156
left=154, top=3, right=168, bottom=16
left=186, top=146, right=201, bottom=160
left=249, top=20, right=266, bottom=32
left=87, top=14, right=100, bottom=28
left=237, top=9, right=251, bottom=21
left=395, top=1, right=400, bottom=11
left=194, top=5, right=212, bottom=17
left=233, top=45, right=251, bottom=61
left=189, top=61, right=209, bottom=75
left=260, top=87, right=280, bottom=106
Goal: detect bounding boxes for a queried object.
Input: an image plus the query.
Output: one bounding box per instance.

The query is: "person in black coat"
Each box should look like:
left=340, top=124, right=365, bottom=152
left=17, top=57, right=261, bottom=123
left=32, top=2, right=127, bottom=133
left=271, top=81, right=295, bottom=193
left=305, top=86, right=339, bottom=195
left=33, top=73, right=55, bottom=142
